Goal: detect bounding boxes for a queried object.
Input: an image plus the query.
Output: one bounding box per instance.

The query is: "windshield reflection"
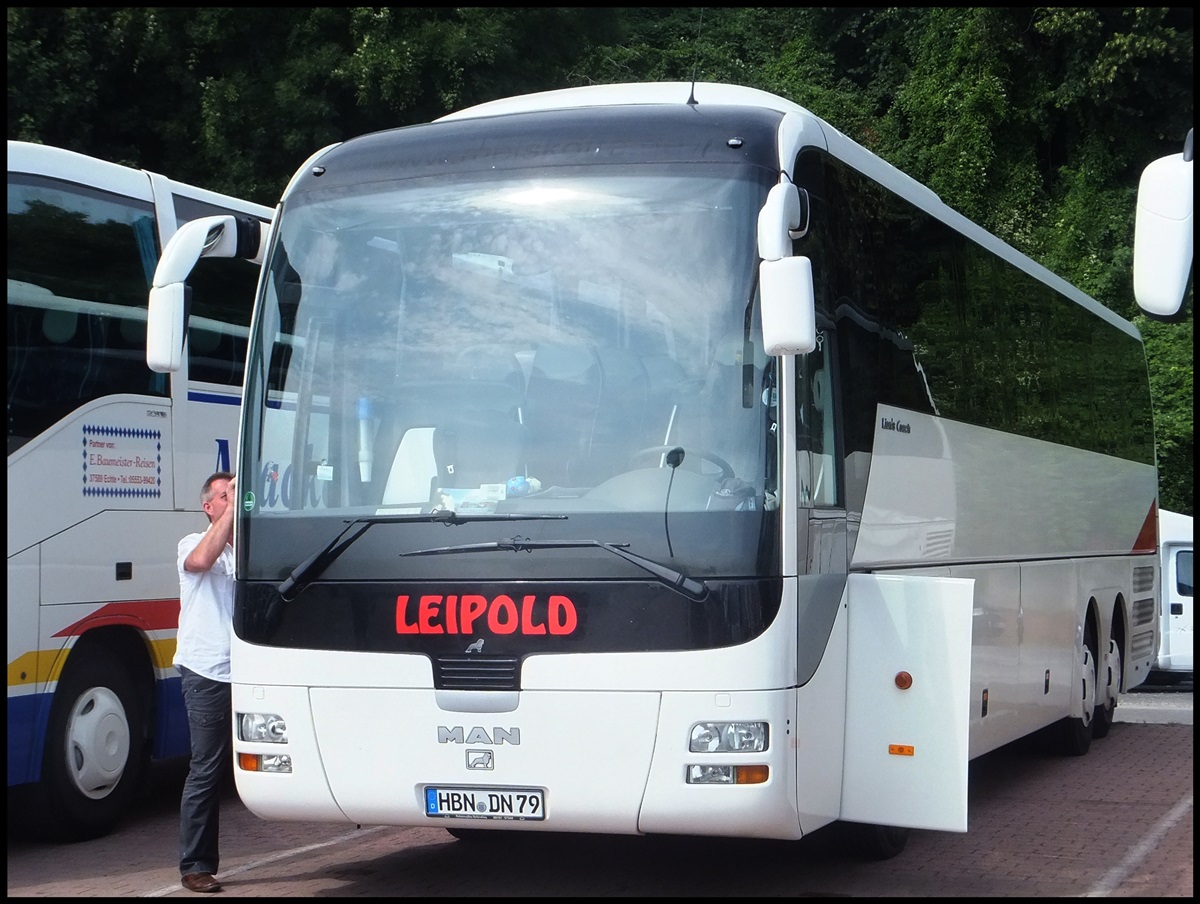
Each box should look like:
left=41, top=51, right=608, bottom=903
left=243, top=164, right=777, bottom=576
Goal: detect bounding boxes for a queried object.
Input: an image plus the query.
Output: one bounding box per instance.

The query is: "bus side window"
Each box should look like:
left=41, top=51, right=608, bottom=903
left=809, top=364, right=837, bottom=505
left=181, top=224, right=260, bottom=388
left=42, top=308, right=78, bottom=343
left=41, top=307, right=95, bottom=406
left=797, top=335, right=839, bottom=507
left=8, top=170, right=167, bottom=452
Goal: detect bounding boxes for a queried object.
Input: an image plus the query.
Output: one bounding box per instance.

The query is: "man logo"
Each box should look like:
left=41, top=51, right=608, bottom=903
left=467, top=750, right=494, bottom=770
left=465, top=638, right=485, bottom=653
left=439, top=726, right=520, bottom=745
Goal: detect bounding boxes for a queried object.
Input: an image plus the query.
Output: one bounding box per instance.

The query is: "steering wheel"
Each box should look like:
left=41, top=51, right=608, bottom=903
left=630, top=445, right=735, bottom=481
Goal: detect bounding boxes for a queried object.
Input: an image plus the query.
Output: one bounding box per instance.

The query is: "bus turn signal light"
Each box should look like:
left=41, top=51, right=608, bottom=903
left=238, top=752, right=293, bottom=774
left=734, top=764, right=770, bottom=784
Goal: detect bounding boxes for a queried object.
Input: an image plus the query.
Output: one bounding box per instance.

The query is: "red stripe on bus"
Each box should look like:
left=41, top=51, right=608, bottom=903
left=1131, top=501, right=1159, bottom=554
left=53, top=599, right=181, bottom=637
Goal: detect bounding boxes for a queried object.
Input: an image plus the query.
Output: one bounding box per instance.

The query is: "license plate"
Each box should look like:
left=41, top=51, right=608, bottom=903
left=424, top=785, right=546, bottom=821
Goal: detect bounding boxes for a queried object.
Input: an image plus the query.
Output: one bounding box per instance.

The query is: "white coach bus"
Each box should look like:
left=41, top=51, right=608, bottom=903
left=7, top=140, right=271, bottom=840
left=148, top=83, right=1164, bottom=858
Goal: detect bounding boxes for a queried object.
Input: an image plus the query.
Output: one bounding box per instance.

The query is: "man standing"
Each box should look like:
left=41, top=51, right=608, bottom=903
left=175, top=471, right=236, bottom=893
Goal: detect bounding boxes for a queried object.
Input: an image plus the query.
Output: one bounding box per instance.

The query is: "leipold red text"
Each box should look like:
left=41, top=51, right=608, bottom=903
left=396, top=594, right=578, bottom=635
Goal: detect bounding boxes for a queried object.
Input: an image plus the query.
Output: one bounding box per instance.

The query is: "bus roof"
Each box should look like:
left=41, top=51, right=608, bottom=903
left=436, top=82, right=805, bottom=122
left=435, top=82, right=1140, bottom=341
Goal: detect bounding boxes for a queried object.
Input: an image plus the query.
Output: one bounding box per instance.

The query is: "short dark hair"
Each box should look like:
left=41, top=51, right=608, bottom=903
left=200, top=471, right=234, bottom=506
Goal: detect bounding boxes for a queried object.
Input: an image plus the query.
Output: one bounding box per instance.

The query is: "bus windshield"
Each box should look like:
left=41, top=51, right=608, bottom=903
left=242, top=161, right=780, bottom=582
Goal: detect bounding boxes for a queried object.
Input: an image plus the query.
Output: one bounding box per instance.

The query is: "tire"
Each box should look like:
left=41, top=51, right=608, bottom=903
left=1053, top=635, right=1096, bottom=757
left=844, top=822, right=910, bottom=860
left=24, top=647, right=148, bottom=842
left=1092, top=637, right=1121, bottom=739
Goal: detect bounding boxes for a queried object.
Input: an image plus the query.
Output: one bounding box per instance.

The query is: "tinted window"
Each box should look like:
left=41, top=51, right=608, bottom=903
left=797, top=152, right=1154, bottom=467
left=8, top=174, right=165, bottom=452
left=175, top=194, right=264, bottom=387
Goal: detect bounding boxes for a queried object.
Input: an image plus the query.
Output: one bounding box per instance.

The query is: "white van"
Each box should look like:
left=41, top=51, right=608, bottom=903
left=1154, top=509, right=1194, bottom=679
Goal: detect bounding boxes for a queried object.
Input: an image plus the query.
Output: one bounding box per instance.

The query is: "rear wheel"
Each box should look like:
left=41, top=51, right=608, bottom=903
left=1054, top=630, right=1097, bottom=757
left=1092, top=637, right=1122, bottom=739
left=24, top=647, right=148, bottom=841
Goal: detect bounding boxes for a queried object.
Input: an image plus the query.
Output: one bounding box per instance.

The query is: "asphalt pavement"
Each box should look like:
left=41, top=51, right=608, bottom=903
left=1118, top=675, right=1193, bottom=724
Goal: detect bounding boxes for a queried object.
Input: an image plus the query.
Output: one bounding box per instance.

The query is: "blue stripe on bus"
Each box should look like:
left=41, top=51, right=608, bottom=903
left=7, top=692, right=51, bottom=786
left=187, top=391, right=241, bottom=405
left=8, top=675, right=188, bottom=788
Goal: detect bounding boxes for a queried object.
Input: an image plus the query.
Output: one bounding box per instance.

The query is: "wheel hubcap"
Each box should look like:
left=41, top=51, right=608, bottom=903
left=1102, top=639, right=1121, bottom=710
left=1079, top=645, right=1096, bottom=727
left=64, top=686, right=130, bottom=800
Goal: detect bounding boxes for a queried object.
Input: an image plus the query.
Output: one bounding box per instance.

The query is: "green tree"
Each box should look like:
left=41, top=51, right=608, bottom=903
left=7, top=6, right=1192, bottom=511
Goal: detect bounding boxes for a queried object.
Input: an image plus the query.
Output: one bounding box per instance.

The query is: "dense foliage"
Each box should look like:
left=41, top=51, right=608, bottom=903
left=7, top=7, right=1192, bottom=512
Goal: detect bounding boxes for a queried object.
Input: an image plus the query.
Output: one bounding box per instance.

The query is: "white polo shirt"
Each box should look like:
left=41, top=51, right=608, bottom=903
left=173, top=531, right=235, bottom=682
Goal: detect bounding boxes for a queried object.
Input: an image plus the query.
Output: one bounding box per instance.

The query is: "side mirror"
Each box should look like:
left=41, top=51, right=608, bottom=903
left=757, top=182, right=809, bottom=261
left=1134, top=129, right=1193, bottom=318
left=146, top=282, right=187, bottom=373
left=758, top=178, right=816, bottom=355
left=145, top=215, right=262, bottom=373
left=760, top=256, right=816, bottom=355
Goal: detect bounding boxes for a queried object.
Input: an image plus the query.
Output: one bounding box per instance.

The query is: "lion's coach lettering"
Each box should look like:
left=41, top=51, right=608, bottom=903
left=396, top=593, right=579, bottom=635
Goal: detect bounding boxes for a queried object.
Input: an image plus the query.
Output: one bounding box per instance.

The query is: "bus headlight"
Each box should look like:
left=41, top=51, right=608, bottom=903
left=238, top=712, right=288, bottom=743
left=689, top=721, right=768, bottom=752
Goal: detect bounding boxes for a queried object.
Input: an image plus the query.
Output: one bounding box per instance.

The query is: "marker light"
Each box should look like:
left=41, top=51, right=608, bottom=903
left=238, top=712, right=288, bottom=743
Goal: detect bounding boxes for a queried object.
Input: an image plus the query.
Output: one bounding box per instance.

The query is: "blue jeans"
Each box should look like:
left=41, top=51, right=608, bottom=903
left=178, top=667, right=232, bottom=876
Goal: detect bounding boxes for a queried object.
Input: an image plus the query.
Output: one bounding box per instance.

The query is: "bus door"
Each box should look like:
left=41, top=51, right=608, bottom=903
left=1160, top=543, right=1193, bottom=672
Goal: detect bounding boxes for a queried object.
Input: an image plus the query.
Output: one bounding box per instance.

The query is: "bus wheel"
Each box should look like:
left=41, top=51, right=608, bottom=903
left=26, top=647, right=148, bottom=842
left=844, top=822, right=910, bottom=860
left=1054, top=634, right=1096, bottom=757
left=1092, top=637, right=1121, bottom=739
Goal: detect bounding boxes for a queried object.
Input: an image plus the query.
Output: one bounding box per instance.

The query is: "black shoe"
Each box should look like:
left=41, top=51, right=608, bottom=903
left=181, top=872, right=223, bottom=893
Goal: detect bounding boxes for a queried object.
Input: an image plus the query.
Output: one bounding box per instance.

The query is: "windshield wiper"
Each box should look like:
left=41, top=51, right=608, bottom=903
left=278, top=511, right=566, bottom=600
left=401, top=537, right=708, bottom=601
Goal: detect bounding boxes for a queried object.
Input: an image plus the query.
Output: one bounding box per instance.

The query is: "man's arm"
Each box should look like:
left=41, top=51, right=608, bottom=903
left=184, top=478, right=236, bottom=573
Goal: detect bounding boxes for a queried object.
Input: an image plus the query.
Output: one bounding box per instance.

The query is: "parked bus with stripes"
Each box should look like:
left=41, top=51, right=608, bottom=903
left=7, top=140, right=271, bottom=840
left=148, top=83, right=1164, bottom=858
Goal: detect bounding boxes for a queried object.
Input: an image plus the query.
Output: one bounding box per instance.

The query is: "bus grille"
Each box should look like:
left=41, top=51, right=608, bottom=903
left=923, top=529, right=954, bottom=558
left=433, top=655, right=521, bottom=691
left=1133, top=566, right=1155, bottom=594
left=1132, top=596, right=1156, bottom=627
left=1130, top=630, right=1156, bottom=660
